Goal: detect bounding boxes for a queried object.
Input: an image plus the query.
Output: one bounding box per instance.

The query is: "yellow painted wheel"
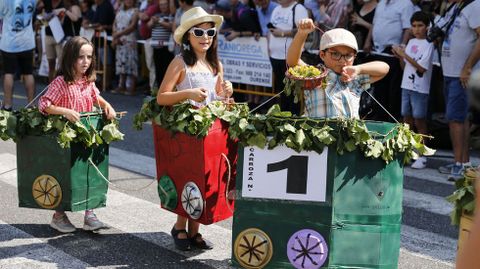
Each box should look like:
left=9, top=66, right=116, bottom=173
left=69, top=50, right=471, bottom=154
left=32, top=175, right=62, bottom=209
left=234, top=228, right=273, bottom=269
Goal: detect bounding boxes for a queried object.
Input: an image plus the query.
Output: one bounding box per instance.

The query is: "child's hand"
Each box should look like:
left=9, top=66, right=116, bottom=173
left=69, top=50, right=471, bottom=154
left=216, top=77, right=233, bottom=98
left=189, top=88, right=208, bottom=102
left=222, top=80, right=233, bottom=98
left=104, top=104, right=117, bottom=120
left=63, top=109, right=80, bottom=122
left=341, top=66, right=360, bottom=82
left=391, top=45, right=406, bottom=58
left=53, top=7, right=66, bottom=16
left=297, top=19, right=315, bottom=35
left=351, top=12, right=368, bottom=28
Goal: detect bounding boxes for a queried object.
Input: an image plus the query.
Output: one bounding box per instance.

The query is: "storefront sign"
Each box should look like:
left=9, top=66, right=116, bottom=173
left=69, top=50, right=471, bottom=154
left=218, top=35, right=272, bottom=87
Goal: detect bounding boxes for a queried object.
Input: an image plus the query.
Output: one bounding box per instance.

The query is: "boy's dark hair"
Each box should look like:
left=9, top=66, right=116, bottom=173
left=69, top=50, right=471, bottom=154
left=179, top=0, right=194, bottom=6
left=181, top=23, right=220, bottom=75
left=410, top=11, right=430, bottom=26
left=58, top=36, right=97, bottom=83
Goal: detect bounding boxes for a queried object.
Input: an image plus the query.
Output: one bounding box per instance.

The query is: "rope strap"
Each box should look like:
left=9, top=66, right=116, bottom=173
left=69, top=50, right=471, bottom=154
left=87, top=158, right=156, bottom=192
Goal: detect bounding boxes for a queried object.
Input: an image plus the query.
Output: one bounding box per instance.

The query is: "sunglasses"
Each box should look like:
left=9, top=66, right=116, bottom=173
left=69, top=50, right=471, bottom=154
left=189, top=27, right=216, bottom=38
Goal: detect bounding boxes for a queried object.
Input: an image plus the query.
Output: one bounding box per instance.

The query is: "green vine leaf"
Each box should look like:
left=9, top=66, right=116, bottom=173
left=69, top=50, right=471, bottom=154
left=132, top=100, right=433, bottom=165
left=0, top=108, right=124, bottom=148
left=247, top=132, right=266, bottom=148
left=101, top=122, right=125, bottom=144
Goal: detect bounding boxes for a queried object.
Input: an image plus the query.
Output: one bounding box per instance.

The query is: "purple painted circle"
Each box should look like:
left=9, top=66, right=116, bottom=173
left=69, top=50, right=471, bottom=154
left=286, top=229, right=328, bottom=269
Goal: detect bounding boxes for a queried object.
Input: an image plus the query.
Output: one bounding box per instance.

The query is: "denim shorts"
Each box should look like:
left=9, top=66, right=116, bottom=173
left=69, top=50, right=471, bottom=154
left=401, top=89, right=429, bottom=119
left=443, top=76, right=468, bottom=122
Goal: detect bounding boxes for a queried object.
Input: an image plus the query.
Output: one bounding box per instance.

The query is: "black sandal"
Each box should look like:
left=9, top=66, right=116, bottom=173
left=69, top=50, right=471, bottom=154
left=171, top=226, right=190, bottom=251
left=190, top=233, right=213, bottom=250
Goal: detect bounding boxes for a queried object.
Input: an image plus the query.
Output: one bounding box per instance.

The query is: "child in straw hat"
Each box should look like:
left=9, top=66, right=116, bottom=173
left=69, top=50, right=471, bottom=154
left=156, top=7, right=233, bottom=251
left=287, top=18, right=390, bottom=119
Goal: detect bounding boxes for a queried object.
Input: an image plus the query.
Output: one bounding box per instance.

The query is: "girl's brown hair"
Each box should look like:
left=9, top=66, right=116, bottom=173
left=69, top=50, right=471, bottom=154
left=58, top=36, right=97, bottom=83
left=181, top=23, right=219, bottom=74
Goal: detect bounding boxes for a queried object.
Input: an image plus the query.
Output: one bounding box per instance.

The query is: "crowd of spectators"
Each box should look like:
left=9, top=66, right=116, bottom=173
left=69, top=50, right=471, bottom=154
left=1, top=0, right=479, bottom=180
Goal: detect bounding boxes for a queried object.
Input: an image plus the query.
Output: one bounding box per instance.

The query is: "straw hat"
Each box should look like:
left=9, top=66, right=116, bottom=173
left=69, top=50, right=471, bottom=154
left=173, top=7, right=223, bottom=45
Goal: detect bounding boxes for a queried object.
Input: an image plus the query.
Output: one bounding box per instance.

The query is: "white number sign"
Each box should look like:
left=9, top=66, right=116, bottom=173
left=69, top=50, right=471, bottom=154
left=242, top=146, right=328, bottom=202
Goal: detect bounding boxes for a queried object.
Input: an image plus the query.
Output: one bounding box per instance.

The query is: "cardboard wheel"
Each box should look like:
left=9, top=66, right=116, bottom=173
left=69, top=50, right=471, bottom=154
left=286, top=229, right=328, bottom=269
left=234, top=228, right=273, bottom=269
left=158, top=175, right=178, bottom=210
left=32, top=175, right=62, bottom=209
left=181, top=181, right=203, bottom=219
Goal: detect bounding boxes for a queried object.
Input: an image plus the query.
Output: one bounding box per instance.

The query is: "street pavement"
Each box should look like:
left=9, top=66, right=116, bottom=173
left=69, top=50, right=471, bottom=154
left=0, top=80, right=472, bottom=268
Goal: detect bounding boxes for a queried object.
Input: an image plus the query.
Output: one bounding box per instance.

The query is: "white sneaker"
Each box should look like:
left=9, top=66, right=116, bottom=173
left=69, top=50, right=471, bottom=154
left=411, top=157, right=427, bottom=169
left=83, top=213, right=107, bottom=231
left=50, top=213, right=76, bottom=233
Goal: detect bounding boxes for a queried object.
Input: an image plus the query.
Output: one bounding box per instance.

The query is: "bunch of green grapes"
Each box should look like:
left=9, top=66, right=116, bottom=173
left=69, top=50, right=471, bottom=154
left=288, top=65, right=322, bottom=78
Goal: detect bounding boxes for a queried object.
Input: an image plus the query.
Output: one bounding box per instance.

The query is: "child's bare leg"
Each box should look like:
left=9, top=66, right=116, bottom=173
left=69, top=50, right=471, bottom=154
left=188, top=220, right=213, bottom=249
left=171, top=215, right=190, bottom=250
left=188, top=220, right=200, bottom=238
left=174, top=215, right=188, bottom=239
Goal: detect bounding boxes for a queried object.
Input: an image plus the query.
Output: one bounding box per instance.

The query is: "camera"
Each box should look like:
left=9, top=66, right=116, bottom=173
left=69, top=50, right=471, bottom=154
left=426, top=26, right=444, bottom=43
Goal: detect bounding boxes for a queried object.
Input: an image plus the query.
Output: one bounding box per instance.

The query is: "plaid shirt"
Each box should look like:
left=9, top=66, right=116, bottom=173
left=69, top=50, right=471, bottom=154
left=304, top=69, right=370, bottom=119
left=39, top=76, right=100, bottom=114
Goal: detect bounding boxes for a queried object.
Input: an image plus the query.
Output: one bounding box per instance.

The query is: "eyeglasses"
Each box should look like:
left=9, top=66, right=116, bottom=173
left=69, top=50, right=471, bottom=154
left=326, top=50, right=356, bottom=61
left=189, top=27, right=216, bottom=38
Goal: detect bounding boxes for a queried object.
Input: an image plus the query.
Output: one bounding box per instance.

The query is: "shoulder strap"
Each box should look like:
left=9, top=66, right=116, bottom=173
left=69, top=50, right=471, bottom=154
left=444, top=0, right=474, bottom=36
left=179, top=56, right=193, bottom=89
left=292, top=3, right=299, bottom=29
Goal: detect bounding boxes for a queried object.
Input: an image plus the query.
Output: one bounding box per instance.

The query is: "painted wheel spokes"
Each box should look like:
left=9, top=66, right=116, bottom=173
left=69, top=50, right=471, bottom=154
left=181, top=181, right=203, bottom=219
left=32, top=175, right=62, bottom=209
left=287, top=229, right=328, bottom=269
left=234, top=228, right=273, bottom=269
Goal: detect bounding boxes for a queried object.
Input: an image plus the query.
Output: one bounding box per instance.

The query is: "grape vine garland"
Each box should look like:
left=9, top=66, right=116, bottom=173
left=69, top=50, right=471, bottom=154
left=134, top=99, right=434, bottom=164
left=0, top=108, right=124, bottom=148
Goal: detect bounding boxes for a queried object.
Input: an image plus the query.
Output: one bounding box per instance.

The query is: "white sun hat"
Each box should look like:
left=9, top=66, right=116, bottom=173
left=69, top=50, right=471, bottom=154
left=173, top=7, right=223, bottom=45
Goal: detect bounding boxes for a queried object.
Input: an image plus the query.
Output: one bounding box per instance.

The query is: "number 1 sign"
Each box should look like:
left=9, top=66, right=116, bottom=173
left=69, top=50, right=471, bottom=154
left=241, top=145, right=328, bottom=202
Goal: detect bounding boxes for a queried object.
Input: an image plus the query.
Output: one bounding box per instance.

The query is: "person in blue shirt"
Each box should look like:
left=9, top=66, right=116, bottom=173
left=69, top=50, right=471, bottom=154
left=254, top=0, right=278, bottom=37
left=0, top=0, right=36, bottom=111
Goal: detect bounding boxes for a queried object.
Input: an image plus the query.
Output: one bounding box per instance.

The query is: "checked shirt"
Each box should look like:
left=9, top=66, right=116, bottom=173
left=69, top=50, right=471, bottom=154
left=39, top=76, right=100, bottom=114
left=304, top=69, right=370, bottom=119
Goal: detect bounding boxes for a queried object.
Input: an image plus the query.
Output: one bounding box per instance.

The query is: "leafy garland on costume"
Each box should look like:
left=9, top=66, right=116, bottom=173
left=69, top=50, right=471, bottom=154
left=0, top=108, right=124, bottom=148
left=446, top=167, right=478, bottom=226
left=133, top=99, right=434, bottom=164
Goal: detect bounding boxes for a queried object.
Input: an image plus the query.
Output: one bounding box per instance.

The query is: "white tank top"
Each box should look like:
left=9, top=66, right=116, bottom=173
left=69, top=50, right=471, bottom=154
left=176, top=56, right=220, bottom=107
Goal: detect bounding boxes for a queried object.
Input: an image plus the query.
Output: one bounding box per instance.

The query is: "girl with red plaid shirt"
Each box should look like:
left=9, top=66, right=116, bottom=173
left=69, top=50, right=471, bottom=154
left=38, top=36, right=116, bottom=233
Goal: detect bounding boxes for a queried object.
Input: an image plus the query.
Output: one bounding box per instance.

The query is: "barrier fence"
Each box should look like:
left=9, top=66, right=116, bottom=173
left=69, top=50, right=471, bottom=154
left=37, top=27, right=276, bottom=96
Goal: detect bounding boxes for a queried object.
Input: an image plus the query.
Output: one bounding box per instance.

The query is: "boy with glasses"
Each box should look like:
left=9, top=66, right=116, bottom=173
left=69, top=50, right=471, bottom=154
left=287, top=18, right=389, bottom=118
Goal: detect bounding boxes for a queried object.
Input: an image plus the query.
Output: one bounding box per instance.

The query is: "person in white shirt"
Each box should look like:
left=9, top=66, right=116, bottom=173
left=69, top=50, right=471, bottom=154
left=392, top=11, right=434, bottom=169
left=268, top=0, right=308, bottom=115
left=437, top=0, right=480, bottom=181
left=0, top=0, right=36, bottom=111
left=362, top=0, right=416, bottom=122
